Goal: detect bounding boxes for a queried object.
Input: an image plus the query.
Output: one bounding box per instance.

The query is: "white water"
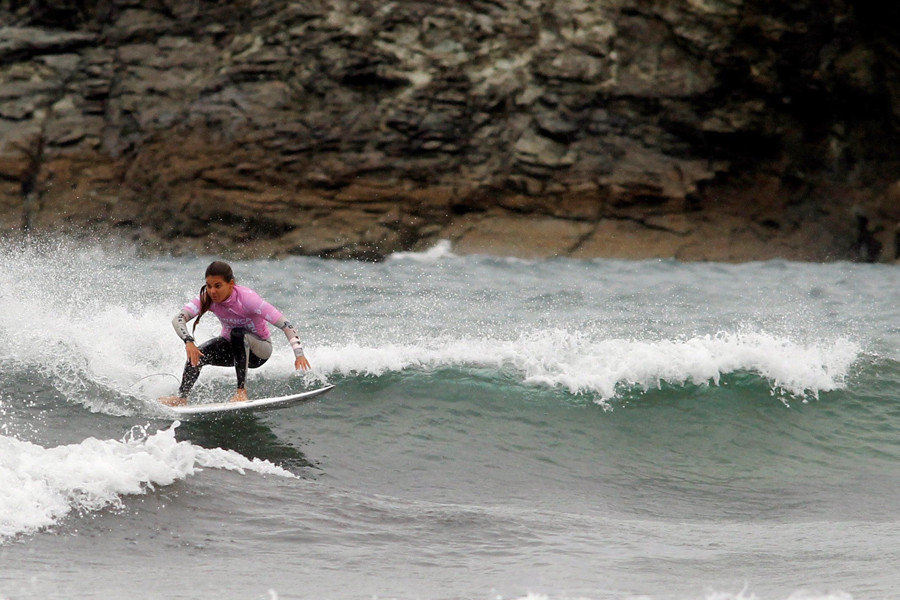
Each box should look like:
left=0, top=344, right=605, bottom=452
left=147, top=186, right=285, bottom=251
left=0, top=425, right=293, bottom=541
left=312, top=329, right=860, bottom=403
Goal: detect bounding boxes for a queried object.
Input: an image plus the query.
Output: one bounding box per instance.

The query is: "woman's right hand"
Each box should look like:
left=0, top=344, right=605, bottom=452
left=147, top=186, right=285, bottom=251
left=186, top=341, right=204, bottom=366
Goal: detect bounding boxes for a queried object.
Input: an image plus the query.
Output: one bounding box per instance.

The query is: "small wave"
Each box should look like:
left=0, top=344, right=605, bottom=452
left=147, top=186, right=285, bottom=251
left=313, top=329, right=861, bottom=406
left=388, top=239, right=457, bottom=262
left=0, top=424, right=293, bottom=542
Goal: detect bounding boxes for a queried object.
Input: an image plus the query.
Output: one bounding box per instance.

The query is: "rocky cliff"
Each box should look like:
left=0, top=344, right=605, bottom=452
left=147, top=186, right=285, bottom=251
left=1, top=0, right=899, bottom=261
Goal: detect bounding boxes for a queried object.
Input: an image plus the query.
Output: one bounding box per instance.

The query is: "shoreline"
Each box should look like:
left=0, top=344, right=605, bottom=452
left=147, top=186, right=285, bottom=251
left=5, top=203, right=894, bottom=265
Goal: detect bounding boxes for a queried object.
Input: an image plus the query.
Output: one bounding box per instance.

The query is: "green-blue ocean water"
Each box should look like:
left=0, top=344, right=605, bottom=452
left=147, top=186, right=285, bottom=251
left=0, top=239, right=897, bottom=600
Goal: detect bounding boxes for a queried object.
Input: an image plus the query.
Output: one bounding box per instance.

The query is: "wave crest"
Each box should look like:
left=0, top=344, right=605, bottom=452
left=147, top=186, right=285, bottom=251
left=313, top=329, right=861, bottom=405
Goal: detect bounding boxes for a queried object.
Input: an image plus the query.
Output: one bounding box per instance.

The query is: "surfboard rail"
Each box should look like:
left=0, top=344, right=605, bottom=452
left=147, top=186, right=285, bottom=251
left=159, top=384, right=335, bottom=419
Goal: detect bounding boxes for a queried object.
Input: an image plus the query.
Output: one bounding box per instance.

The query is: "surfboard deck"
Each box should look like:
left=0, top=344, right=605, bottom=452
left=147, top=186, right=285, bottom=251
left=158, top=384, right=334, bottom=420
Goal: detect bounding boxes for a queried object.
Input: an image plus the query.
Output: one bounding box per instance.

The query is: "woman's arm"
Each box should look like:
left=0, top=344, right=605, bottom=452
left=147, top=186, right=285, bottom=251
left=172, top=308, right=195, bottom=343
left=272, top=316, right=311, bottom=370
left=172, top=308, right=204, bottom=366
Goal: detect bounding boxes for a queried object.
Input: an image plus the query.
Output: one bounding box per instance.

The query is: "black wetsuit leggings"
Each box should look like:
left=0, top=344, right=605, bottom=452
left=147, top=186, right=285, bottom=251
left=178, top=328, right=270, bottom=397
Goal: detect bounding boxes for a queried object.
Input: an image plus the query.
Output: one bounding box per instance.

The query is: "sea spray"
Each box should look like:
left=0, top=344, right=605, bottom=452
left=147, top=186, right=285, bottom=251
left=0, top=239, right=190, bottom=414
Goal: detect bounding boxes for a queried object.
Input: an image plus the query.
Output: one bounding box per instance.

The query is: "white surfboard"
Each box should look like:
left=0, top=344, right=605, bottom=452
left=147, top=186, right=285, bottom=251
left=159, top=384, right=335, bottom=419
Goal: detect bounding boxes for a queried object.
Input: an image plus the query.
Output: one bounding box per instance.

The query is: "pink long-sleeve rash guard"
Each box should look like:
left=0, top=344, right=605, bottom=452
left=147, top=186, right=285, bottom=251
left=173, top=286, right=305, bottom=359
left=182, top=285, right=282, bottom=340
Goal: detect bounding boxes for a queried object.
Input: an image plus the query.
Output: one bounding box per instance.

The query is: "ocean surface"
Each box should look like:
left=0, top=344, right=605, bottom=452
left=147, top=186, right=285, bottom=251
left=1, top=238, right=898, bottom=600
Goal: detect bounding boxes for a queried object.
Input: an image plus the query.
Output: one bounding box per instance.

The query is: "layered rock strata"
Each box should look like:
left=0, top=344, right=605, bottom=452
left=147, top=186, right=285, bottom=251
left=1, top=0, right=899, bottom=261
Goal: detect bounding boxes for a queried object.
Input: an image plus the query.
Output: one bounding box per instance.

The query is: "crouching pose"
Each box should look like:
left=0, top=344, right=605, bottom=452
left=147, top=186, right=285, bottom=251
left=160, top=261, right=310, bottom=406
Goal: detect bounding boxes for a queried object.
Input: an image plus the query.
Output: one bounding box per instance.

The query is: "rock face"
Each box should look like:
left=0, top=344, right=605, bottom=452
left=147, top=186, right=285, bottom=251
left=1, top=0, right=899, bottom=261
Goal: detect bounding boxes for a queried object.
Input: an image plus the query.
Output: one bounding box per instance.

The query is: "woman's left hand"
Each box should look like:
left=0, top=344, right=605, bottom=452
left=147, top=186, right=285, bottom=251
left=295, top=355, right=311, bottom=371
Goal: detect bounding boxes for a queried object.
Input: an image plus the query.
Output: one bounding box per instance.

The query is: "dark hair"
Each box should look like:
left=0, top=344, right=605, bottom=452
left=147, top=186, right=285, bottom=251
left=192, top=261, right=235, bottom=334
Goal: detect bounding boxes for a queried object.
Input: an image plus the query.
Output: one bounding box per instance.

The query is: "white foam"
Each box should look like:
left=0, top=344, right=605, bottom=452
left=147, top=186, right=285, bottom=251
left=388, top=239, right=457, bottom=263
left=313, top=329, right=860, bottom=405
left=0, top=424, right=293, bottom=542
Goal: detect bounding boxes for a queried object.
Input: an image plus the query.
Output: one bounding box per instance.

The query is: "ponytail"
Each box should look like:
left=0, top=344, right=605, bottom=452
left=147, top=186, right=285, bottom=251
left=192, top=285, right=210, bottom=334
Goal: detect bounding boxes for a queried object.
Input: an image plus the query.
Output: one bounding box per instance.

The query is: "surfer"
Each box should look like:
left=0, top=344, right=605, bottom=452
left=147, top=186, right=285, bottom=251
left=159, top=261, right=311, bottom=406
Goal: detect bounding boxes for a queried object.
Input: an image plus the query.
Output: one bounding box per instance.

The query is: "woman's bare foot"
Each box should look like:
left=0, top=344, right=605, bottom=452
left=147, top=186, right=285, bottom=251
left=159, top=396, right=187, bottom=406
left=229, top=388, right=249, bottom=403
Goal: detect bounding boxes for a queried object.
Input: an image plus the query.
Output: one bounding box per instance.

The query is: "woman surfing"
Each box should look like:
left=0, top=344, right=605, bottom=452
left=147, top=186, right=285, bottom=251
left=159, top=261, right=310, bottom=406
